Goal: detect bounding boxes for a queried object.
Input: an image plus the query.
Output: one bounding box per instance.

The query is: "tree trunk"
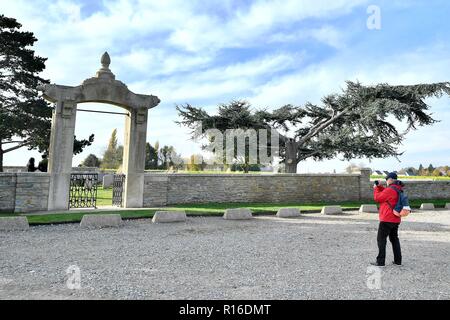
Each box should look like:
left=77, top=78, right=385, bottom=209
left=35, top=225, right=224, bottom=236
left=0, top=141, right=3, bottom=173
left=285, top=139, right=299, bottom=173
left=243, top=163, right=249, bottom=173
left=285, top=161, right=297, bottom=173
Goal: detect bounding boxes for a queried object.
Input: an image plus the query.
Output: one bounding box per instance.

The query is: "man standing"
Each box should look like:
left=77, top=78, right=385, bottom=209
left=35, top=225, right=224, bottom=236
left=38, top=154, right=48, bottom=172
left=371, top=172, right=402, bottom=267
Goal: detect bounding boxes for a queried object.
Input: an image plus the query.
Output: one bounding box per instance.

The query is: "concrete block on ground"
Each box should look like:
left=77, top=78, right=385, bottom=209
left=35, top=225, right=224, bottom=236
left=223, top=208, right=253, bottom=220
left=276, top=208, right=301, bottom=218
left=0, top=216, right=29, bottom=231
left=359, top=204, right=378, bottom=213
left=321, top=206, right=343, bottom=215
left=420, top=203, right=435, bottom=210
left=102, top=174, right=114, bottom=188
left=80, top=214, right=122, bottom=229
left=152, top=211, right=186, bottom=223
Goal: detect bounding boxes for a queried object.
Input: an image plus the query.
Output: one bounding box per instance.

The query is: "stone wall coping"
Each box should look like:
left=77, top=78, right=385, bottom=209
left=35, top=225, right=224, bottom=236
left=402, top=180, right=450, bottom=184
left=144, top=173, right=362, bottom=178
left=16, top=172, right=51, bottom=177
left=369, top=179, right=450, bottom=184
left=0, top=172, right=51, bottom=177
left=0, top=173, right=17, bottom=177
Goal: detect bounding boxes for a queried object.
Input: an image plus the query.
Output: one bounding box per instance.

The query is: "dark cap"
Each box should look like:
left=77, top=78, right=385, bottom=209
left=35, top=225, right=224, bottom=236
left=385, top=172, right=398, bottom=180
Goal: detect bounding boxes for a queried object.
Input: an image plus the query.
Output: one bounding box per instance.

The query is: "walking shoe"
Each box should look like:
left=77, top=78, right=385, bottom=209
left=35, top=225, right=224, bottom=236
left=370, top=262, right=385, bottom=267
left=392, top=261, right=402, bottom=266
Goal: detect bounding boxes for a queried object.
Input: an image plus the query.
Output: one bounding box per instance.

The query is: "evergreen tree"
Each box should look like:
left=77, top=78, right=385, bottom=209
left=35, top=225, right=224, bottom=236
left=116, top=145, right=123, bottom=166
left=101, top=129, right=122, bottom=169
left=81, top=154, right=101, bottom=167
left=159, top=145, right=174, bottom=169
left=418, top=164, right=424, bottom=175
left=0, top=15, right=94, bottom=171
left=158, top=145, right=183, bottom=170
left=177, top=81, right=450, bottom=173
left=145, top=142, right=158, bottom=170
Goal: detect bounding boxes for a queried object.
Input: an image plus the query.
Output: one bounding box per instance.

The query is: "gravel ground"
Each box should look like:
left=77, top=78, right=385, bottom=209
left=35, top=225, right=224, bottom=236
left=1, top=210, right=449, bottom=300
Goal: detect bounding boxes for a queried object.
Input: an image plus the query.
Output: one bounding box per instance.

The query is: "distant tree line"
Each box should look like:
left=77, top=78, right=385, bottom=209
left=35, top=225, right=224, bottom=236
left=80, top=129, right=184, bottom=171
left=399, top=164, right=450, bottom=177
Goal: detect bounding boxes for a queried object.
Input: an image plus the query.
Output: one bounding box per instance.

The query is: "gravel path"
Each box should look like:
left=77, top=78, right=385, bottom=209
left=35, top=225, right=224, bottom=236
left=1, top=210, right=449, bottom=300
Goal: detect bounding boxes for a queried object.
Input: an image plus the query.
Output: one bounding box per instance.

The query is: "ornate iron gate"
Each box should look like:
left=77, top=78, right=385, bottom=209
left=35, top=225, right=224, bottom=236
left=112, top=174, right=126, bottom=207
left=69, top=173, right=98, bottom=209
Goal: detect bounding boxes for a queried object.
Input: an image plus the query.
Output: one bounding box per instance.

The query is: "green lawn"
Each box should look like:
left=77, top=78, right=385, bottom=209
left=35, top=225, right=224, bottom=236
left=1, top=198, right=449, bottom=225
left=371, top=175, right=450, bottom=180
left=25, top=210, right=156, bottom=225
left=97, top=187, right=113, bottom=206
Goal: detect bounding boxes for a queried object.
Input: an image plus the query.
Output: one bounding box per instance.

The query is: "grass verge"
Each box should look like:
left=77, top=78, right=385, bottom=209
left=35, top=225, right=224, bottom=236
left=0, top=199, right=448, bottom=226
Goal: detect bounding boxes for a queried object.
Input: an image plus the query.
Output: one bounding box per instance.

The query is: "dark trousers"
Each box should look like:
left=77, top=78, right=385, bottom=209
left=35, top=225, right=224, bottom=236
left=377, top=222, right=402, bottom=265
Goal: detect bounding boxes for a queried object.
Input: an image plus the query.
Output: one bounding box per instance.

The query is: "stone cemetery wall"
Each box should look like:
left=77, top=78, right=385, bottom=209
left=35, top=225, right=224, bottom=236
left=143, top=175, right=169, bottom=207
left=365, top=180, right=450, bottom=200
left=3, top=166, right=28, bottom=173
left=401, top=180, right=450, bottom=200
left=144, top=170, right=372, bottom=207
left=0, top=173, right=16, bottom=212
left=0, top=173, right=50, bottom=213
left=2, top=170, right=449, bottom=213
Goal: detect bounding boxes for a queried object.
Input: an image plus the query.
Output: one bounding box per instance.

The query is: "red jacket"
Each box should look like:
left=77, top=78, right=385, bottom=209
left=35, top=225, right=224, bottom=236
left=373, top=184, right=402, bottom=223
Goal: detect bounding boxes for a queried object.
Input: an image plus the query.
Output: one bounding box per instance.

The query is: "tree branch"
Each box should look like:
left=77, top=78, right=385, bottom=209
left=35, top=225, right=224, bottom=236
left=298, top=109, right=348, bottom=145
left=297, top=150, right=321, bottom=162
left=2, top=140, right=26, bottom=144
left=3, top=142, right=31, bottom=153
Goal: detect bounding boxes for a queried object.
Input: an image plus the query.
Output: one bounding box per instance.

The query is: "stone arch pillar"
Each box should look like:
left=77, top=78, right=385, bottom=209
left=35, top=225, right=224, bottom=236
left=40, top=52, right=160, bottom=210
left=122, top=107, right=149, bottom=207
left=47, top=100, right=77, bottom=210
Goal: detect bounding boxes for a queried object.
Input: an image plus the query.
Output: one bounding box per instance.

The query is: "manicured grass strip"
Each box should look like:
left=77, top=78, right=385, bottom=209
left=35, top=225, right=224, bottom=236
left=1, top=198, right=449, bottom=225
left=171, top=201, right=365, bottom=214
left=371, top=175, right=450, bottom=180
left=96, top=187, right=113, bottom=206
left=24, top=210, right=157, bottom=225
left=409, top=199, right=449, bottom=208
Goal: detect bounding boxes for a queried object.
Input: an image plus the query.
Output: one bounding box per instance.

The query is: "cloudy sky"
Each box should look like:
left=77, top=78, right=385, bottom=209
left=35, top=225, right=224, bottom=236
left=2, top=0, right=450, bottom=173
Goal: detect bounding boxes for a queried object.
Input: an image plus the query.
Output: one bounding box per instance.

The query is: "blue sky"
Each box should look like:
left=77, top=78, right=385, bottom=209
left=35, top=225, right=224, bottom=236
left=2, top=0, right=450, bottom=172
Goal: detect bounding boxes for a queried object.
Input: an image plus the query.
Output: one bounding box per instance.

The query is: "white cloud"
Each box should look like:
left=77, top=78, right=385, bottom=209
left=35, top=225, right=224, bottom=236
left=269, top=26, right=346, bottom=48
left=1, top=0, right=209, bottom=84
left=128, top=52, right=302, bottom=105
left=114, top=49, right=213, bottom=77
left=3, top=0, right=449, bottom=172
left=249, top=43, right=450, bottom=107
left=168, top=0, right=367, bottom=51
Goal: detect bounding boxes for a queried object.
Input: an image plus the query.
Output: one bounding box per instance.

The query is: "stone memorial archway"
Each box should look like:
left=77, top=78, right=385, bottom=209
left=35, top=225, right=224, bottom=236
left=39, top=52, right=160, bottom=210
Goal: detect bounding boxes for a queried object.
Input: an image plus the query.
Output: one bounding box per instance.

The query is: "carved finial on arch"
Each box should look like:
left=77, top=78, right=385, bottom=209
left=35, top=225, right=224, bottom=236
left=101, top=52, right=111, bottom=70
left=96, top=51, right=115, bottom=80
